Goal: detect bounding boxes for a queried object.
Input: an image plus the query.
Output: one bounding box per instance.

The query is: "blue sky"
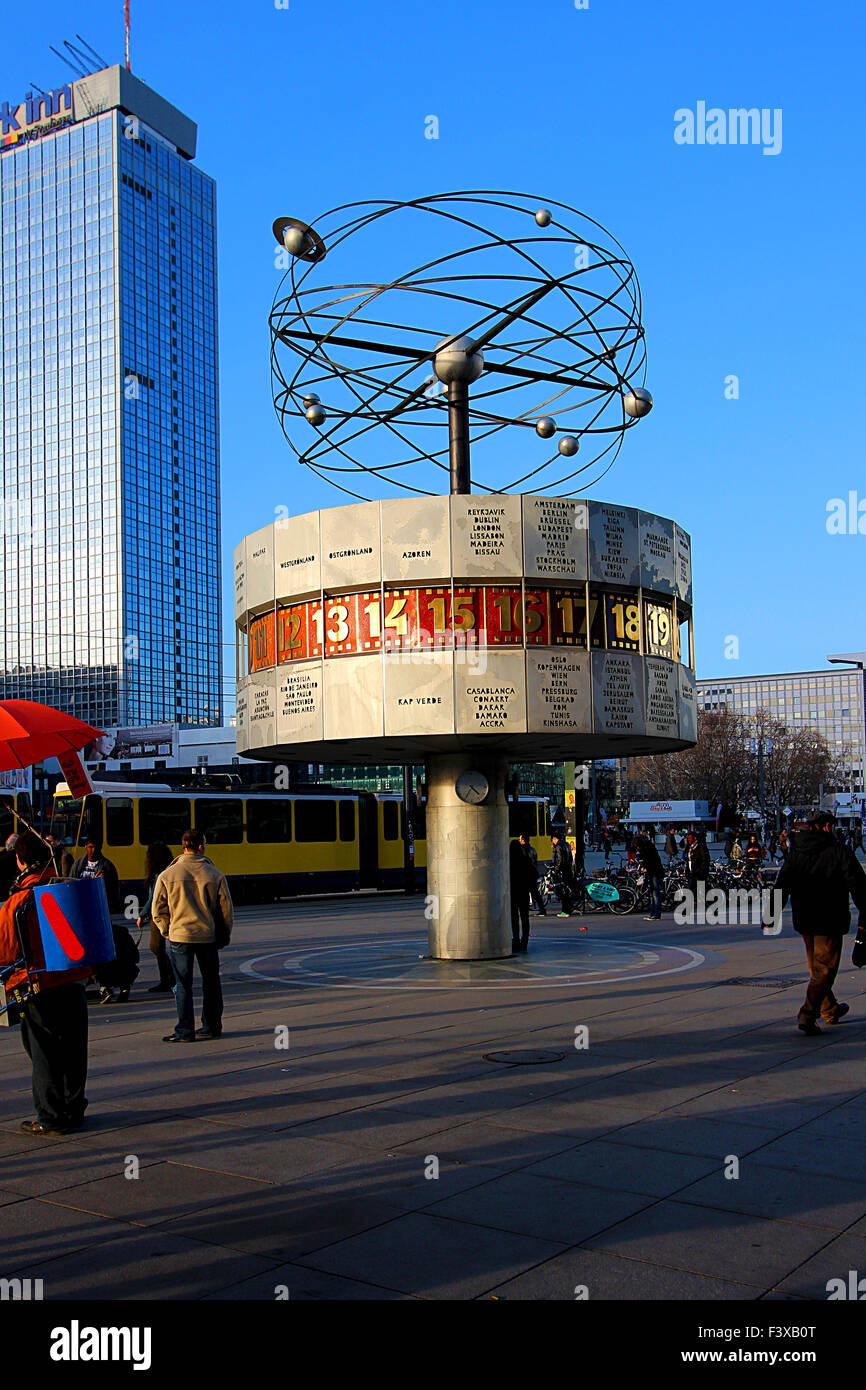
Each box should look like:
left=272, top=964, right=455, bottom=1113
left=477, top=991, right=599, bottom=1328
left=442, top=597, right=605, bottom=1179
left=6, top=0, right=865, bottom=712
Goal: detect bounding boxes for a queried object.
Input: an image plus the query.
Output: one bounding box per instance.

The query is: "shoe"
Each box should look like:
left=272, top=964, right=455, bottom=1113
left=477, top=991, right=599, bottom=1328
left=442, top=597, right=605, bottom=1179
left=195, top=1028, right=222, bottom=1040
left=148, top=983, right=174, bottom=993
left=97, top=986, right=114, bottom=1005
left=825, top=1004, right=850, bottom=1025
left=798, top=1021, right=822, bottom=1036
left=117, top=988, right=130, bottom=1003
left=557, top=912, right=569, bottom=918
left=20, top=1118, right=68, bottom=1136
left=162, top=1034, right=195, bottom=1043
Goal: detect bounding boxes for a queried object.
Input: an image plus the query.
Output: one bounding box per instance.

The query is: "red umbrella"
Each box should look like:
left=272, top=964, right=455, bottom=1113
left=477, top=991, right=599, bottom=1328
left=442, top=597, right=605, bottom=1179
left=0, top=701, right=104, bottom=772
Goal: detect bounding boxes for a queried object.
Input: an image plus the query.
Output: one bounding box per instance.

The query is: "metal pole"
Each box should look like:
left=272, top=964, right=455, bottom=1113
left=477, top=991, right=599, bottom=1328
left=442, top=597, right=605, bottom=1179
left=448, top=380, right=471, bottom=494
left=402, top=763, right=415, bottom=895
left=759, top=740, right=766, bottom=836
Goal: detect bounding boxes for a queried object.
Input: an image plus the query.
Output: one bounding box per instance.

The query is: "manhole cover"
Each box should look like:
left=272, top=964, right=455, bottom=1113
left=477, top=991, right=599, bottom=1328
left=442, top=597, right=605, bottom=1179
left=483, top=1049, right=566, bottom=1066
left=727, top=977, right=802, bottom=989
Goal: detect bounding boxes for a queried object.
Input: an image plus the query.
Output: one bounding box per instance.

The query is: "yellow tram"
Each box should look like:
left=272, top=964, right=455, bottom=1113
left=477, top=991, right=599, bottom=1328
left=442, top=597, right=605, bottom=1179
left=50, top=782, right=552, bottom=903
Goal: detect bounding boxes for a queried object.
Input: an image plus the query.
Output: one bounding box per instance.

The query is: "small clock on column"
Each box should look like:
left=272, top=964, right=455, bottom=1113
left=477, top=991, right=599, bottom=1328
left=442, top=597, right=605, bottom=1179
left=455, top=771, right=489, bottom=805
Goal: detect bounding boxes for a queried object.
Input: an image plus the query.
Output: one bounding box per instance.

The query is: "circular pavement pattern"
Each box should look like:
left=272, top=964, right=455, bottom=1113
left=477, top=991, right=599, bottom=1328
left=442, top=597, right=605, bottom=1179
left=239, top=934, right=710, bottom=991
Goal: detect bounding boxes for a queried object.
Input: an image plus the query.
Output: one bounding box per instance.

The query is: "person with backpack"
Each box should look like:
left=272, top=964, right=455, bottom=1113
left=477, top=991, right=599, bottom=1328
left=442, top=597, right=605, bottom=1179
left=0, top=832, right=90, bottom=1135
left=152, top=828, right=233, bottom=1042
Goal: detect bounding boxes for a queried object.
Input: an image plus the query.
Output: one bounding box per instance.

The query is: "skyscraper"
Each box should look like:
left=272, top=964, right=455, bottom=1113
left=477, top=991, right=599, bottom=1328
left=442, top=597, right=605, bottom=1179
left=0, top=65, right=221, bottom=728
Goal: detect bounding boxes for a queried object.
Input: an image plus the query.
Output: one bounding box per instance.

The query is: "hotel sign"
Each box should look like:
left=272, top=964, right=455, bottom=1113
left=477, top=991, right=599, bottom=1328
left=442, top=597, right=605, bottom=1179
left=1, top=86, right=74, bottom=147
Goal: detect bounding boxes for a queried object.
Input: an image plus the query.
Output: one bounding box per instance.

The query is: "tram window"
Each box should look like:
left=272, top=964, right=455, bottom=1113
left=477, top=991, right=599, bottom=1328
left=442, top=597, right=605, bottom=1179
left=509, top=803, right=537, bottom=838
left=16, top=794, right=32, bottom=823
left=294, top=799, right=336, bottom=842
left=139, top=798, right=191, bottom=847
left=81, top=796, right=103, bottom=846
left=545, top=805, right=553, bottom=837
left=105, top=798, right=134, bottom=847
left=382, top=801, right=399, bottom=841
left=338, top=800, right=355, bottom=842
left=195, top=799, right=243, bottom=844
left=0, top=798, right=13, bottom=841
left=247, top=800, right=292, bottom=843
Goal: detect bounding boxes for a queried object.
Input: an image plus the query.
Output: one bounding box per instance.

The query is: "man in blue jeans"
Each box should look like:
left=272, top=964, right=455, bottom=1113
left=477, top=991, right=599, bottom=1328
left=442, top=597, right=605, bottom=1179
left=150, top=828, right=234, bottom=1042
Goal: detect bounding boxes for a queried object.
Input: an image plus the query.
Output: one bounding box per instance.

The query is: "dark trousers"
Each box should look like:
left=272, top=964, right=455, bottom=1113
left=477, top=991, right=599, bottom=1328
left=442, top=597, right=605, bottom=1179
left=511, top=892, right=530, bottom=950
left=168, top=943, right=223, bottom=1038
left=799, top=934, right=843, bottom=1023
left=20, top=982, right=88, bottom=1127
left=150, top=924, right=174, bottom=988
left=529, top=881, right=545, bottom=914
left=647, top=874, right=663, bottom=918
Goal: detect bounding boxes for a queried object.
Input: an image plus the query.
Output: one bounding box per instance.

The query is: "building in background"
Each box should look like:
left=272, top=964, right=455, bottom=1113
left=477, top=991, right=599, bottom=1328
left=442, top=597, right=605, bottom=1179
left=696, top=657, right=866, bottom=794
left=0, top=65, right=221, bottom=727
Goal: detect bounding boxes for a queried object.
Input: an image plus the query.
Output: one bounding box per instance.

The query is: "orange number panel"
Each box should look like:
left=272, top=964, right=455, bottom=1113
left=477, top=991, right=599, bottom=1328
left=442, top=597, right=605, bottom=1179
left=249, top=612, right=276, bottom=672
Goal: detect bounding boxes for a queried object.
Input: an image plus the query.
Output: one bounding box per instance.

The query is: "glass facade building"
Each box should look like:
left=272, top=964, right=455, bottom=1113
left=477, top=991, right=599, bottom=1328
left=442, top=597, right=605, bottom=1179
left=696, top=665, right=866, bottom=793
left=0, top=68, right=221, bottom=727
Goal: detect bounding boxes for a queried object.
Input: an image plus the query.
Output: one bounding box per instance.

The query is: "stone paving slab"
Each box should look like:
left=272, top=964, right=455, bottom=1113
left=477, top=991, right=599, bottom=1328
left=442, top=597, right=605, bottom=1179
left=525, top=1138, right=720, bottom=1198
left=2, top=894, right=866, bottom=1301
left=581, top=1198, right=835, bottom=1287
left=16, top=1224, right=282, bottom=1300
left=484, top=1247, right=760, bottom=1301
left=423, top=1169, right=655, bottom=1245
left=294, top=1209, right=565, bottom=1300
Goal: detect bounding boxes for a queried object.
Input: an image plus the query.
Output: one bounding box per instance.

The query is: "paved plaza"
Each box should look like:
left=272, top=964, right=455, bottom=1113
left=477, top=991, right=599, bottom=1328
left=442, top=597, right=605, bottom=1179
left=1, top=883, right=864, bottom=1302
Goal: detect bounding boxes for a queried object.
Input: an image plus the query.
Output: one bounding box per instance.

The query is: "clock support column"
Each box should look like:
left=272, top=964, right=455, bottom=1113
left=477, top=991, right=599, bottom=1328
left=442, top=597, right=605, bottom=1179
left=425, top=751, right=511, bottom=960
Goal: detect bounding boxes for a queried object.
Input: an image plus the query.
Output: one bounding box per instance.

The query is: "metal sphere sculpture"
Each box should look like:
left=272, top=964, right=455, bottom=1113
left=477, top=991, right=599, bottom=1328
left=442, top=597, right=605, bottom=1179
left=269, top=191, right=653, bottom=499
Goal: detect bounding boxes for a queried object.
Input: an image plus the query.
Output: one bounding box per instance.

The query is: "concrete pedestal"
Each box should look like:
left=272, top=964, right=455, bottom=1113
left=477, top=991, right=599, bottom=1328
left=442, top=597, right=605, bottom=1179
left=425, top=752, right=511, bottom=960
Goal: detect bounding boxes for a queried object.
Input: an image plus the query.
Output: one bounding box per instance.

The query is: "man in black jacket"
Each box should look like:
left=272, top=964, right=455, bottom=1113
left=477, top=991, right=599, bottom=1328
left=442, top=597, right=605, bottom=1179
left=776, top=811, right=866, bottom=1035
left=634, top=829, right=664, bottom=920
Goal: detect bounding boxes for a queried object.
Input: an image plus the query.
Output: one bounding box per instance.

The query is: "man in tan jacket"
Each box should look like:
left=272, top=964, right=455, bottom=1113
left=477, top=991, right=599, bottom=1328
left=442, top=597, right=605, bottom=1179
left=151, top=828, right=234, bottom=1043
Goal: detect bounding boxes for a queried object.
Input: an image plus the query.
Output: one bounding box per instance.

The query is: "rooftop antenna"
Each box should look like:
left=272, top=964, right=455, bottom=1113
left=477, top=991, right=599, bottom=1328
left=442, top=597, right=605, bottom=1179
left=75, top=34, right=109, bottom=70
left=63, top=39, right=96, bottom=74
left=48, top=44, right=88, bottom=78
left=125, top=1, right=131, bottom=71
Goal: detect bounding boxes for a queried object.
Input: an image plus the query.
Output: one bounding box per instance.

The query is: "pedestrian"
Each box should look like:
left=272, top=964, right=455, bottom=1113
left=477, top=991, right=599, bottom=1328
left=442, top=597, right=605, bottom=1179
left=137, top=842, right=175, bottom=993
left=634, top=830, right=665, bottom=920
left=519, top=832, right=545, bottom=916
left=777, top=827, right=789, bottom=860
left=70, top=838, right=121, bottom=911
left=744, top=834, right=765, bottom=872
left=665, top=826, right=678, bottom=864
left=510, top=838, right=534, bottom=952
left=724, top=828, right=735, bottom=859
left=687, top=830, right=710, bottom=906
left=603, top=830, right=612, bottom=862
left=70, top=839, right=141, bottom=1004
left=152, top=828, right=233, bottom=1042
left=730, top=834, right=743, bottom=863
left=776, top=811, right=866, bottom=1035
left=768, top=830, right=778, bottom=859
left=0, top=831, right=90, bottom=1135
left=550, top=832, right=576, bottom=917
left=0, top=834, right=20, bottom=900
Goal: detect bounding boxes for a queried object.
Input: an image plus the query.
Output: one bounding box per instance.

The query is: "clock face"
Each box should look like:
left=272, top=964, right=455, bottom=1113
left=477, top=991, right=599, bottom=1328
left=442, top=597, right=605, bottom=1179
left=455, top=771, right=489, bottom=805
